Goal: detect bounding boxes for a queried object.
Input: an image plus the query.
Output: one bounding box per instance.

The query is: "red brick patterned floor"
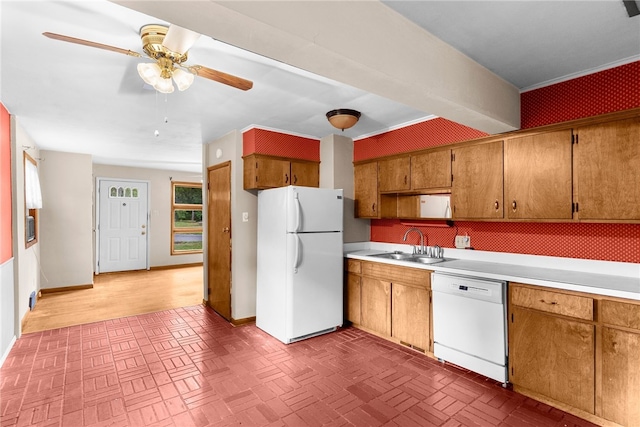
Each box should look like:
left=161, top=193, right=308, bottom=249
left=1, top=305, right=597, bottom=427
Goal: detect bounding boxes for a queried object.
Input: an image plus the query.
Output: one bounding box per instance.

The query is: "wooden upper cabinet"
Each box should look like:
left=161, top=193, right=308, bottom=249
left=575, top=117, right=640, bottom=220
left=243, top=154, right=319, bottom=190
left=354, top=162, right=379, bottom=218
left=378, top=157, right=410, bottom=192
left=451, top=140, right=504, bottom=219
left=411, top=149, right=452, bottom=190
left=505, top=130, right=573, bottom=220
left=290, top=160, right=319, bottom=187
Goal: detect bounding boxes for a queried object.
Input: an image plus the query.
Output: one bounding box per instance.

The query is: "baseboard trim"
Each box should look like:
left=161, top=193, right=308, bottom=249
left=40, top=284, right=93, bottom=294
left=150, top=262, right=203, bottom=271
left=0, top=335, right=16, bottom=368
left=231, top=316, right=256, bottom=326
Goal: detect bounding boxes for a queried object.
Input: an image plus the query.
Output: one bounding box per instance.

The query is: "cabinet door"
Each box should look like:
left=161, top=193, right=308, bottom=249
left=291, top=161, right=319, bottom=187
left=601, top=327, right=640, bottom=426
left=451, top=140, right=504, bottom=219
left=575, top=118, right=640, bottom=220
left=345, top=273, right=361, bottom=324
left=360, top=277, right=391, bottom=337
left=354, top=162, right=379, bottom=218
left=255, top=157, right=290, bottom=188
left=392, top=282, right=430, bottom=351
left=378, top=157, right=410, bottom=192
left=411, top=149, right=452, bottom=190
left=510, top=307, right=595, bottom=413
left=505, top=130, right=573, bottom=220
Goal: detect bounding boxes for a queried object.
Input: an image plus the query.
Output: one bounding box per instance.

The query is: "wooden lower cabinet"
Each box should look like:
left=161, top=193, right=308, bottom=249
left=510, top=306, right=595, bottom=413
left=360, top=277, right=392, bottom=336
left=392, top=282, right=430, bottom=351
left=599, top=299, right=640, bottom=426
left=345, top=273, right=361, bottom=325
left=345, top=259, right=432, bottom=352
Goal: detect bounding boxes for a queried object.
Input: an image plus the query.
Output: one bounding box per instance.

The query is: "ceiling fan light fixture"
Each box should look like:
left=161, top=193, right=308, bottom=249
left=326, top=109, right=361, bottom=131
left=137, top=62, right=161, bottom=86
left=172, top=68, right=195, bottom=91
left=153, top=77, right=175, bottom=94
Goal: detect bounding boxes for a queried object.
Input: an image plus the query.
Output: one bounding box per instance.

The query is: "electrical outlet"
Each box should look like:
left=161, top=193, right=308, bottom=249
left=242, top=212, right=249, bottom=222
left=455, top=235, right=471, bottom=249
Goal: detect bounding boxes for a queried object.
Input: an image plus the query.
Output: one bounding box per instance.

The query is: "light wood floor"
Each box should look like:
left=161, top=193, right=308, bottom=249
left=22, top=265, right=204, bottom=334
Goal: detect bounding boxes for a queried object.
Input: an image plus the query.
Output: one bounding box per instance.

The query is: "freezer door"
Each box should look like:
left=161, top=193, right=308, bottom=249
left=286, top=232, right=343, bottom=340
left=286, top=186, right=344, bottom=233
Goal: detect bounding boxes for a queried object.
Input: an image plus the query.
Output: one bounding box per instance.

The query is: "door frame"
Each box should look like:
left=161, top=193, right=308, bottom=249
left=95, top=177, right=151, bottom=274
left=206, top=161, right=232, bottom=320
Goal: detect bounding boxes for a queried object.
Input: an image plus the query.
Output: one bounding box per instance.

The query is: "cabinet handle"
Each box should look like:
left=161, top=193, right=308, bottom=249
left=404, top=175, right=407, bottom=185
left=285, top=174, right=289, bottom=184
left=494, top=200, right=500, bottom=210
left=512, top=200, right=517, bottom=210
left=293, top=175, right=298, bottom=184
left=372, top=203, right=376, bottom=213
left=540, top=299, right=558, bottom=305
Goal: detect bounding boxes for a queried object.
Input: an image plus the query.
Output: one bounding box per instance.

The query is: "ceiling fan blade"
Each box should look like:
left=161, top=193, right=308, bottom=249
left=188, top=65, right=253, bottom=91
left=43, top=32, right=142, bottom=57
left=162, top=24, right=200, bottom=55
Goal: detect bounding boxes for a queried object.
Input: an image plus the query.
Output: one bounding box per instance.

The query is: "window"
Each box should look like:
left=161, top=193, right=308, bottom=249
left=171, top=181, right=203, bottom=254
left=24, top=152, right=42, bottom=248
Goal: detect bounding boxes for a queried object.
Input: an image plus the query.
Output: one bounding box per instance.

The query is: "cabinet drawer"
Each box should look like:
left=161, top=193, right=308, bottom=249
left=362, top=262, right=430, bottom=288
left=511, top=285, right=593, bottom=321
left=347, top=259, right=362, bottom=274
left=601, top=299, right=640, bottom=331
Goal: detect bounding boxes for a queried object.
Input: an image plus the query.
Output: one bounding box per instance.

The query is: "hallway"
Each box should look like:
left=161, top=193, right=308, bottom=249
left=22, top=266, right=203, bottom=333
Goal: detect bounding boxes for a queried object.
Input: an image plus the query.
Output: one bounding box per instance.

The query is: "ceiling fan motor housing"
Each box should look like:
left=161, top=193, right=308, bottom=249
left=140, top=24, right=188, bottom=66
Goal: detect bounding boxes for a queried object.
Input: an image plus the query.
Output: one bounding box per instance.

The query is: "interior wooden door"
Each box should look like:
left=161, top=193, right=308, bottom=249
left=207, top=162, right=232, bottom=321
left=505, top=130, right=573, bottom=220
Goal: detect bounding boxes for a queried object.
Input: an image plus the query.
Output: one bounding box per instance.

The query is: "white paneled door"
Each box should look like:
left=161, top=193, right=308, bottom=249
left=97, top=179, right=149, bottom=273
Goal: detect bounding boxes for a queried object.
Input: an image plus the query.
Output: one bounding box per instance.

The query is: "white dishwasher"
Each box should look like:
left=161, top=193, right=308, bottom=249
left=432, top=272, right=508, bottom=384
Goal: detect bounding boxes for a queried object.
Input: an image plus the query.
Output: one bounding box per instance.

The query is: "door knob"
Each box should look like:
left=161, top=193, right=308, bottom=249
left=223, top=227, right=230, bottom=233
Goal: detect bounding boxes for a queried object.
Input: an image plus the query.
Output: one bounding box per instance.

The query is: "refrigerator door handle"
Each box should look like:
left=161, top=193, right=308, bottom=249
left=293, top=234, right=302, bottom=273
left=294, top=192, right=302, bottom=232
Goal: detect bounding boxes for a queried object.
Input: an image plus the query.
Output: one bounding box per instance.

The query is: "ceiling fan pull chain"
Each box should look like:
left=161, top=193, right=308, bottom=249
left=154, top=91, right=160, bottom=137
left=164, top=93, right=169, bottom=124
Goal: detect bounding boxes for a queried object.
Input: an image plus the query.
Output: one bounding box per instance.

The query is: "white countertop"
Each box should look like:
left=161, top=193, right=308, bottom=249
left=345, top=245, right=640, bottom=300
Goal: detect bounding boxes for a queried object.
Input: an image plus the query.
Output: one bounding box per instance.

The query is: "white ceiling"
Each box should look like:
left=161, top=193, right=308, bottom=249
left=1, top=1, right=638, bottom=174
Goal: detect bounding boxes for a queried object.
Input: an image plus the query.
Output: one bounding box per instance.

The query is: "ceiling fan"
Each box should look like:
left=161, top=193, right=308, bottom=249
left=43, top=24, right=253, bottom=93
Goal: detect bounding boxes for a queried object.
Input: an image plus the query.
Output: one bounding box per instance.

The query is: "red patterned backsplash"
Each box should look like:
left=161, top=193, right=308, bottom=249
left=243, top=128, right=320, bottom=161
left=354, top=117, right=487, bottom=162
left=521, top=61, right=640, bottom=129
left=371, top=220, right=640, bottom=263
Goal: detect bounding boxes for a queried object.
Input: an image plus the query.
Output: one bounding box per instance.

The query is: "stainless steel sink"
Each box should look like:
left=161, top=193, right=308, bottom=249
left=371, top=252, right=415, bottom=260
left=411, top=256, right=450, bottom=264
left=370, top=252, right=452, bottom=264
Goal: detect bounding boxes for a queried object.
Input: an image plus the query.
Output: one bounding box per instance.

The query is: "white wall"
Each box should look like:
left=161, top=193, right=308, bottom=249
left=92, top=164, right=203, bottom=268
left=0, top=259, right=14, bottom=365
left=39, top=150, right=93, bottom=289
left=205, top=131, right=257, bottom=320
left=320, top=134, right=369, bottom=243
left=11, top=118, right=40, bottom=333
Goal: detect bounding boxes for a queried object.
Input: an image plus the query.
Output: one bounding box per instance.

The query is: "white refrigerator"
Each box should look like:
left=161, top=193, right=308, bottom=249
left=256, top=186, right=344, bottom=344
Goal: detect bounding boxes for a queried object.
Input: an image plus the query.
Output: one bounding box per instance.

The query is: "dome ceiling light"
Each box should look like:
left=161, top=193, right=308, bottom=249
left=326, top=109, right=361, bottom=131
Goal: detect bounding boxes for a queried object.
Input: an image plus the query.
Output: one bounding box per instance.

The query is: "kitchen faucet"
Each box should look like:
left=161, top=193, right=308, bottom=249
left=403, top=227, right=424, bottom=255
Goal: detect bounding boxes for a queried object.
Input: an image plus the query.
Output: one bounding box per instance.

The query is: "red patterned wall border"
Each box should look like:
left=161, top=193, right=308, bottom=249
left=243, top=128, right=320, bottom=161
left=354, top=118, right=487, bottom=162
left=521, top=61, right=640, bottom=129
left=1, top=102, right=12, bottom=263
left=371, top=220, right=640, bottom=264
